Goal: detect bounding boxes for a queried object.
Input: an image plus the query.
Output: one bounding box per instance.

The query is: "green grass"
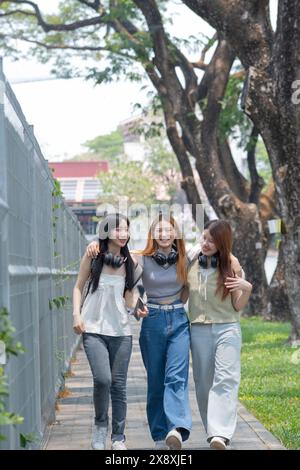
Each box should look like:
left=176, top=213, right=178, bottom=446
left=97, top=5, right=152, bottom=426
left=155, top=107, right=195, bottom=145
left=240, top=317, right=300, bottom=449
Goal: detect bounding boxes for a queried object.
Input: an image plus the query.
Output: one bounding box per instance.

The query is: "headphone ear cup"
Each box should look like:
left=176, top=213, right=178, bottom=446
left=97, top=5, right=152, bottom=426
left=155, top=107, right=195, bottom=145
left=110, top=255, right=118, bottom=268
left=168, top=251, right=178, bottom=265
left=103, top=252, right=124, bottom=268
left=198, top=253, right=208, bottom=269
left=103, top=252, right=111, bottom=266
left=152, top=253, right=167, bottom=266
left=211, top=254, right=218, bottom=268
left=114, top=256, right=124, bottom=268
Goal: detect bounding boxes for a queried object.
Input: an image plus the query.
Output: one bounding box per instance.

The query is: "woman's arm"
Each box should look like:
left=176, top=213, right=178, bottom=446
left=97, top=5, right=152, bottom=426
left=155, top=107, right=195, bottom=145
left=225, top=256, right=252, bottom=311
left=73, top=253, right=92, bottom=334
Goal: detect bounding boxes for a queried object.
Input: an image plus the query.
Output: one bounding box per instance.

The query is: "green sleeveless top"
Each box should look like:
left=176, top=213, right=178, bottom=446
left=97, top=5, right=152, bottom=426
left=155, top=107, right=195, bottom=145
left=187, top=258, right=240, bottom=324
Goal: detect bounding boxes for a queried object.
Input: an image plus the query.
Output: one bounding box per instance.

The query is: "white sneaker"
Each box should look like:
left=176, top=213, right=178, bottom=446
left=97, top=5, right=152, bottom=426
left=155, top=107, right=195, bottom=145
left=91, top=425, right=107, bottom=450
left=210, top=436, right=227, bottom=450
left=111, top=440, right=127, bottom=450
left=166, top=429, right=182, bottom=450
left=154, top=440, right=169, bottom=450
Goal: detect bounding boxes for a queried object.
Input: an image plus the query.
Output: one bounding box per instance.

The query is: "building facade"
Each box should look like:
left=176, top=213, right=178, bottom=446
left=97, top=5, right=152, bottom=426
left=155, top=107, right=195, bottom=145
left=49, top=161, right=108, bottom=239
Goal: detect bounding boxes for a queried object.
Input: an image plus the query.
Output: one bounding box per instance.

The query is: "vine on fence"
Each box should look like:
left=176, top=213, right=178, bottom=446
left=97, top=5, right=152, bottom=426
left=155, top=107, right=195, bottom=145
left=48, top=295, right=70, bottom=311
left=0, top=307, right=24, bottom=441
left=51, top=177, right=62, bottom=256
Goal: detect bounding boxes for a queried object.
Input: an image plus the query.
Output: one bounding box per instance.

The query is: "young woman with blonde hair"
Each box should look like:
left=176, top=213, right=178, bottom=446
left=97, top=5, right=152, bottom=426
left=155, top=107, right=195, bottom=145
left=134, top=215, right=192, bottom=450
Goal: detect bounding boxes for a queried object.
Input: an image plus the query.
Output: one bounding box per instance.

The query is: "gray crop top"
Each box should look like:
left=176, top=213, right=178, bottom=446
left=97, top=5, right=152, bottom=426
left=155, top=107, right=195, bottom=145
left=136, top=254, right=184, bottom=303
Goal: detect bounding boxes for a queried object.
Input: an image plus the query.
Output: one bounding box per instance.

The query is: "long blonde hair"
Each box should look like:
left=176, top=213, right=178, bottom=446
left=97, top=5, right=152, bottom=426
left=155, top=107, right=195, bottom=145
left=140, top=215, right=187, bottom=284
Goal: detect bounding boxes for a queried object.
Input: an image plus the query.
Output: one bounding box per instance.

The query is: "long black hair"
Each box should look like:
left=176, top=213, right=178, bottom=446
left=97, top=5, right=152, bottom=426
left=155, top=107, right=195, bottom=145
left=90, top=213, right=135, bottom=294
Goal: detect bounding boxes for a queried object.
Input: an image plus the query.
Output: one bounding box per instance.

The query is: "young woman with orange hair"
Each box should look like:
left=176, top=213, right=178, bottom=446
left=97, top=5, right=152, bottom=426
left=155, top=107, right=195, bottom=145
left=86, top=214, right=192, bottom=450
left=133, top=215, right=192, bottom=450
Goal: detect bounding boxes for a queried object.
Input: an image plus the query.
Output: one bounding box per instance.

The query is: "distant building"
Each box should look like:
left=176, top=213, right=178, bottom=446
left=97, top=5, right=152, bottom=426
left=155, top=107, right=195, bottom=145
left=49, top=161, right=108, bottom=238
left=119, top=115, right=146, bottom=162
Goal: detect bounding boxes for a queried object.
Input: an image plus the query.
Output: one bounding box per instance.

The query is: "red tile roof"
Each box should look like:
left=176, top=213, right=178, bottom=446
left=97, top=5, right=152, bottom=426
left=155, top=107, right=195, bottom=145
left=49, top=161, right=108, bottom=178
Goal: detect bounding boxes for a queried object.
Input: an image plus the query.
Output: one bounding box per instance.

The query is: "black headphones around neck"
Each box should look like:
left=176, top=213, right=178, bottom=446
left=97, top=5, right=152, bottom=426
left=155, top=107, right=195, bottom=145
left=198, top=252, right=219, bottom=269
left=152, top=249, right=178, bottom=266
left=102, top=252, right=127, bottom=269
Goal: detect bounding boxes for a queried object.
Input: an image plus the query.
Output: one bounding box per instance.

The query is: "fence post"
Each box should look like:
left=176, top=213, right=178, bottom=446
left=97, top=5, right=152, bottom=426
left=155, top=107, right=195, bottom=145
left=24, top=124, right=43, bottom=446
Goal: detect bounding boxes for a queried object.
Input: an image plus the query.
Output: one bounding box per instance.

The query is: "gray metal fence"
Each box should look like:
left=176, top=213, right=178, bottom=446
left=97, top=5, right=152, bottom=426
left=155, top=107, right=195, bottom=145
left=0, top=58, right=87, bottom=449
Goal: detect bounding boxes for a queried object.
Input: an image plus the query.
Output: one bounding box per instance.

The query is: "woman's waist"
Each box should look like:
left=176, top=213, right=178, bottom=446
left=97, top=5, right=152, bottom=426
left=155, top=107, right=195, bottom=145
left=188, top=304, right=240, bottom=323
left=147, top=292, right=183, bottom=306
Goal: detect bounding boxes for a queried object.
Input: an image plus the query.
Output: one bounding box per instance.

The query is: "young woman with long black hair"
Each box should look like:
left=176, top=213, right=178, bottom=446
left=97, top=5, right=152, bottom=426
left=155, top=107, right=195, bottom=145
left=72, top=213, right=138, bottom=451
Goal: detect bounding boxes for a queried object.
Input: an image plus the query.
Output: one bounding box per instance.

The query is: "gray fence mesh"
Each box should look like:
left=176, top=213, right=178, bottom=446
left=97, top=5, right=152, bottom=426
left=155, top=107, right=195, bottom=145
left=0, top=58, right=87, bottom=449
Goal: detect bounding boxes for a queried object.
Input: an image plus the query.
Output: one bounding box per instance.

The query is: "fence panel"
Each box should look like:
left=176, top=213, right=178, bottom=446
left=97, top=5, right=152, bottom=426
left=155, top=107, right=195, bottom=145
left=0, top=58, right=87, bottom=449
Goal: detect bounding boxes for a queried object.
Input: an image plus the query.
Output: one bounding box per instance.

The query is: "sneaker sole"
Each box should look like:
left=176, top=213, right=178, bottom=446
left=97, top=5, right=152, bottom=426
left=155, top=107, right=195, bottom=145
left=210, top=440, right=226, bottom=450
left=166, top=436, right=182, bottom=450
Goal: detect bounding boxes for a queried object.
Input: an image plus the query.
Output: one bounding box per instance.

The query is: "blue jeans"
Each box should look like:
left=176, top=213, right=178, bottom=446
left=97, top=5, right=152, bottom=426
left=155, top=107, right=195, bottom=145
left=139, top=300, right=192, bottom=442
left=82, top=333, right=132, bottom=442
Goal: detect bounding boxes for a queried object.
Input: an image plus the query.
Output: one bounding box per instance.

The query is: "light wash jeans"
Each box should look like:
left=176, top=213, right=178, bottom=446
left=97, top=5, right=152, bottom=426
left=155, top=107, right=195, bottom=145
left=82, top=333, right=132, bottom=442
left=191, top=322, right=242, bottom=443
left=139, top=300, right=192, bottom=442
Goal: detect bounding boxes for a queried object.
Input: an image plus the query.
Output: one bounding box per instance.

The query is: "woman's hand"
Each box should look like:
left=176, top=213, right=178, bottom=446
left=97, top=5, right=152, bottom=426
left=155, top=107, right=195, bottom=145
left=224, top=275, right=252, bottom=293
left=137, top=306, right=149, bottom=318
left=73, top=314, right=86, bottom=335
left=86, top=241, right=100, bottom=258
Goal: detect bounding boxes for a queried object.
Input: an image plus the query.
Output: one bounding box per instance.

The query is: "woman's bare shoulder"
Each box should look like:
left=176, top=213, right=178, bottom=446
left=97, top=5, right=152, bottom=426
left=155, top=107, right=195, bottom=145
left=230, top=253, right=242, bottom=274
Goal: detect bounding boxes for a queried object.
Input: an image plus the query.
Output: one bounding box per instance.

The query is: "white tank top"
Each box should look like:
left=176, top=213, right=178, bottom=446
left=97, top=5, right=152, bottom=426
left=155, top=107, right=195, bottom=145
left=81, top=273, right=131, bottom=336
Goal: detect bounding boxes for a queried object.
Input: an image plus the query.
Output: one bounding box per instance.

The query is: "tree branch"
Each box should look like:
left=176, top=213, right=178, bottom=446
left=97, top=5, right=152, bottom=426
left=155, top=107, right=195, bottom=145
left=133, top=0, right=199, bottom=118
left=0, top=9, right=35, bottom=18
left=0, top=0, right=104, bottom=32
left=247, top=126, right=265, bottom=204
left=182, top=0, right=273, bottom=69
left=8, top=35, right=138, bottom=62
left=191, top=32, right=217, bottom=70
left=217, top=135, right=250, bottom=202
left=78, top=0, right=101, bottom=10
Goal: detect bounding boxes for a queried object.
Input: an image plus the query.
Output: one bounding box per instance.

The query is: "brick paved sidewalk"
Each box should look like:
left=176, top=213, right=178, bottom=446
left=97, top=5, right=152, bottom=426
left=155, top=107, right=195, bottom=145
left=43, top=320, right=285, bottom=450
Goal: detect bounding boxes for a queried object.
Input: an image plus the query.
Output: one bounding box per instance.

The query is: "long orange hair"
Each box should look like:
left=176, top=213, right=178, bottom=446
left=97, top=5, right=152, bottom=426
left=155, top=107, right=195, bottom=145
left=140, top=215, right=187, bottom=285
left=204, top=219, right=235, bottom=300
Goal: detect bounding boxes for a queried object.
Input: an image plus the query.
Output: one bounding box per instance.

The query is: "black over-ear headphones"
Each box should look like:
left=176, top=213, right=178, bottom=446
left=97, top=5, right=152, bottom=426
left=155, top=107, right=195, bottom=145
left=152, top=249, right=178, bottom=266
left=198, top=252, right=219, bottom=269
left=102, top=252, right=127, bottom=269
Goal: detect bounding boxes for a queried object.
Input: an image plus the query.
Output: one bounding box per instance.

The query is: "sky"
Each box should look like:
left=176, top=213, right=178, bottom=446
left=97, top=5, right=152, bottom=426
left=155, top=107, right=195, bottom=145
left=2, top=0, right=278, bottom=162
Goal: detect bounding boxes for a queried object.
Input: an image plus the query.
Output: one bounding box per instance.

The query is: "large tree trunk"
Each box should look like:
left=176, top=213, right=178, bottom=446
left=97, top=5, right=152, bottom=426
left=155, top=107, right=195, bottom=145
left=259, top=182, right=290, bottom=320
left=233, top=215, right=269, bottom=316
left=268, top=241, right=290, bottom=321
left=273, top=0, right=300, bottom=342
left=182, top=0, right=300, bottom=340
